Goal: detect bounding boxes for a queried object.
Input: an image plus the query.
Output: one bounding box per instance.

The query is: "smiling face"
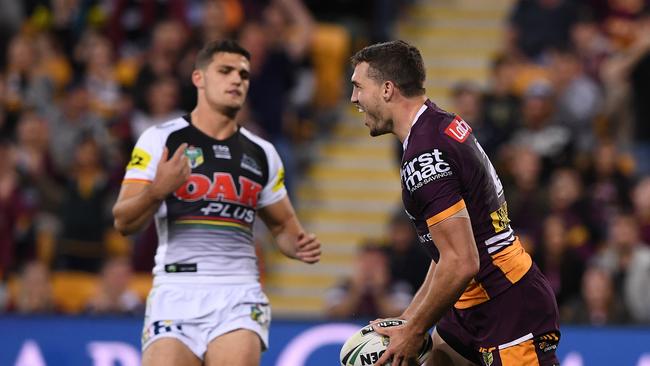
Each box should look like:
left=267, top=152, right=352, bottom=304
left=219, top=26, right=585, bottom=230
left=193, top=52, right=250, bottom=117
left=350, top=62, right=393, bottom=137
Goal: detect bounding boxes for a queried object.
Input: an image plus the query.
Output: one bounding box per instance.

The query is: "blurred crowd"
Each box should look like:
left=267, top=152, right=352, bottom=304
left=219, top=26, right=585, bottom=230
left=326, top=0, right=650, bottom=326
left=1, top=0, right=648, bottom=324
left=0, top=0, right=413, bottom=314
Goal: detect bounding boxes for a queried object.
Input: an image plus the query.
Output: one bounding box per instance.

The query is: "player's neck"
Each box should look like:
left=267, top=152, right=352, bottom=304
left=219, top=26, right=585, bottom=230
left=393, top=95, right=428, bottom=143
left=190, top=106, right=238, bottom=140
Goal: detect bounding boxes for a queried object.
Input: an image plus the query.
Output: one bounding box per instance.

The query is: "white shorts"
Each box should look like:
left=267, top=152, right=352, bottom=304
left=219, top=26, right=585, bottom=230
left=141, top=281, right=271, bottom=359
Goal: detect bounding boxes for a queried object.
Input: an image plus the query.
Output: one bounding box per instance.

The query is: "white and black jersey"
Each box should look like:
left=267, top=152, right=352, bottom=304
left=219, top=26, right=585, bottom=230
left=123, top=115, right=286, bottom=284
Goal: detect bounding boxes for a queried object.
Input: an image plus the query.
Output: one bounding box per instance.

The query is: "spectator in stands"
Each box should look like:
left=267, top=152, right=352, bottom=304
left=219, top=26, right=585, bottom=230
left=198, top=0, right=240, bottom=44
left=325, top=242, right=412, bottom=319
left=503, top=146, right=546, bottom=245
left=482, top=55, right=521, bottom=157
left=548, top=46, right=603, bottom=151
left=10, top=260, right=57, bottom=314
left=632, top=177, right=650, bottom=245
left=570, top=11, right=612, bottom=82
left=628, top=12, right=650, bottom=175
left=55, top=135, right=113, bottom=273
left=562, top=265, right=629, bottom=325
left=508, top=0, right=578, bottom=59
left=130, top=76, right=184, bottom=138
left=46, top=82, right=111, bottom=173
left=4, top=33, right=37, bottom=117
left=132, top=20, right=191, bottom=113
left=593, top=212, right=650, bottom=323
left=450, top=81, right=486, bottom=145
left=0, top=139, right=36, bottom=276
left=547, top=168, right=595, bottom=259
left=81, top=34, right=120, bottom=119
left=14, top=110, right=63, bottom=214
left=107, top=0, right=189, bottom=57
left=533, top=215, right=584, bottom=308
left=239, top=0, right=316, bottom=196
left=86, top=257, right=143, bottom=315
left=509, top=81, right=573, bottom=173
left=584, top=141, right=635, bottom=242
left=386, top=211, right=429, bottom=293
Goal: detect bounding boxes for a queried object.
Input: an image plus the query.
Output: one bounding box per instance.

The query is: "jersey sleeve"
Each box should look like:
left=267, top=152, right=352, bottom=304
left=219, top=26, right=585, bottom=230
left=257, top=143, right=287, bottom=208
left=123, top=126, right=164, bottom=184
left=406, top=144, right=465, bottom=227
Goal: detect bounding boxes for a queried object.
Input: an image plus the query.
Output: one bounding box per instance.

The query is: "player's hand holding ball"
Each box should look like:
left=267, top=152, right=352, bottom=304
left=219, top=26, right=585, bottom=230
left=150, top=143, right=191, bottom=201
left=340, top=319, right=431, bottom=366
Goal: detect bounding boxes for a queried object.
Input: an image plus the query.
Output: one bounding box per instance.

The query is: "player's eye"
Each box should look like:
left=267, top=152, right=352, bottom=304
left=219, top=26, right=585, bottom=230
left=240, top=71, right=250, bottom=80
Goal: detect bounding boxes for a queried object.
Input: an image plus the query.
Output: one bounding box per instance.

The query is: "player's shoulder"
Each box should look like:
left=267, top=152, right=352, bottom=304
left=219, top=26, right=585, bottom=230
left=409, top=102, right=466, bottom=148
left=139, top=117, right=190, bottom=143
left=239, top=127, right=277, bottom=156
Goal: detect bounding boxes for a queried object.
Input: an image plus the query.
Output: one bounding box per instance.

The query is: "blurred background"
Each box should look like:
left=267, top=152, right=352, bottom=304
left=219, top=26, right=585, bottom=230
left=0, top=0, right=649, bottom=365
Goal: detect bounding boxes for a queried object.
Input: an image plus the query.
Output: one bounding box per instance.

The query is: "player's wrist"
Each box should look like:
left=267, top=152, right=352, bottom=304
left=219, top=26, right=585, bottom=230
left=146, top=183, right=168, bottom=202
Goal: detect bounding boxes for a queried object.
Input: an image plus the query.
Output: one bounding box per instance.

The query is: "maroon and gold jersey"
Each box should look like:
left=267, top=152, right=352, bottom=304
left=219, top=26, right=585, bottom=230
left=401, top=100, right=532, bottom=309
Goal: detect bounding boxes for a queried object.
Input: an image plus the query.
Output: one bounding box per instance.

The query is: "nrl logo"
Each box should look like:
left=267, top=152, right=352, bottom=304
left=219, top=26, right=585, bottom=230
left=184, top=146, right=204, bottom=168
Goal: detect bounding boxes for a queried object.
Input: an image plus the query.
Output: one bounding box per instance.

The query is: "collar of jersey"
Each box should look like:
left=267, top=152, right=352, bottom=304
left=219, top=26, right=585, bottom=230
left=182, top=114, right=241, bottom=143
left=402, top=101, right=429, bottom=151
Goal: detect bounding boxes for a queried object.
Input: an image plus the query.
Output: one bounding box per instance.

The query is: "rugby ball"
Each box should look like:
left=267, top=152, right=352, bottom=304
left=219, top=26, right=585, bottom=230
left=339, top=319, right=432, bottom=366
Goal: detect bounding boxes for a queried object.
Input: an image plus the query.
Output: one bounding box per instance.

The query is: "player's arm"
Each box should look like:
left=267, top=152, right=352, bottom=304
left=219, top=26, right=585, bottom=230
left=113, top=144, right=189, bottom=235
left=258, top=196, right=321, bottom=264
left=406, top=208, right=479, bottom=333
left=400, top=259, right=436, bottom=320
left=374, top=207, right=479, bottom=365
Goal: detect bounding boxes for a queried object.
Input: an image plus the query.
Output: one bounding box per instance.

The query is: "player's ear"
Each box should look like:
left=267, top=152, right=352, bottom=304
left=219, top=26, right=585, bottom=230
left=382, top=81, right=394, bottom=102
left=192, top=69, right=204, bottom=88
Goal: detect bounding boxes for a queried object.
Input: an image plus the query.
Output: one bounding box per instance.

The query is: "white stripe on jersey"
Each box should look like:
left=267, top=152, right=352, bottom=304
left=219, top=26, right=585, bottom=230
left=484, top=227, right=515, bottom=254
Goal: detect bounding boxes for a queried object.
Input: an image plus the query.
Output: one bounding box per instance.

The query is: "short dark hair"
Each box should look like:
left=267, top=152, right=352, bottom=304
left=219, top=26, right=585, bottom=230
left=195, top=40, right=251, bottom=69
left=351, top=40, right=426, bottom=97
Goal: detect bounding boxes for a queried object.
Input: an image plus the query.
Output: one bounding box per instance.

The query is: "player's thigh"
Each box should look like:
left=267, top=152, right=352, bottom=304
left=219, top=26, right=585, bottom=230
left=142, top=337, right=202, bottom=366
left=425, top=328, right=477, bottom=366
left=204, top=329, right=262, bottom=366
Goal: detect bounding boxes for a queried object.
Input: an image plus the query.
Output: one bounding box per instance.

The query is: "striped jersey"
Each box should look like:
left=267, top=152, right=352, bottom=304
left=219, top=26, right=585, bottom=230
left=401, top=100, right=532, bottom=309
left=122, top=115, right=286, bottom=283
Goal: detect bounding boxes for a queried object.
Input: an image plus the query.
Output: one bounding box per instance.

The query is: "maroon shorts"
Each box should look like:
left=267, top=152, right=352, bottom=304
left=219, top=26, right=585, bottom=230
left=436, top=264, right=560, bottom=366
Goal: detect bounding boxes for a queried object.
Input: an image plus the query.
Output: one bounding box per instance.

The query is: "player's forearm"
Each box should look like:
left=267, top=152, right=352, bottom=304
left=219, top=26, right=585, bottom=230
left=406, top=257, right=475, bottom=335
left=112, top=187, right=163, bottom=235
left=269, top=215, right=303, bottom=259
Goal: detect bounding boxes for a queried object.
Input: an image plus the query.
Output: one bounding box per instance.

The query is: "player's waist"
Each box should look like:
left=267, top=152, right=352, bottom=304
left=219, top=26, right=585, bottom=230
left=455, top=237, right=532, bottom=309
left=153, top=273, right=259, bottom=285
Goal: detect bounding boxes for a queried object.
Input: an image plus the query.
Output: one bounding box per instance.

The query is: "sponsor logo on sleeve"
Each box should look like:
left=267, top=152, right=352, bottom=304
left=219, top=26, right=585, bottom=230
left=444, top=116, right=472, bottom=143
left=127, top=147, right=152, bottom=171
left=272, top=167, right=285, bottom=192
left=185, top=146, right=204, bottom=168
left=401, top=149, right=452, bottom=193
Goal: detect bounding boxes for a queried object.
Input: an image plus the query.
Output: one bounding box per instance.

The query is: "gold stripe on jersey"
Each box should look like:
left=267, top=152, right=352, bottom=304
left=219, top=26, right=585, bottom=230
left=455, top=279, right=490, bottom=309
left=122, top=178, right=152, bottom=185
left=491, top=238, right=532, bottom=284
left=426, top=199, right=466, bottom=226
